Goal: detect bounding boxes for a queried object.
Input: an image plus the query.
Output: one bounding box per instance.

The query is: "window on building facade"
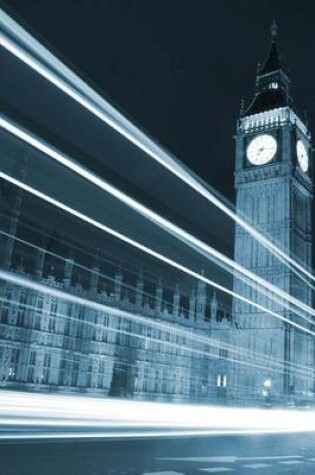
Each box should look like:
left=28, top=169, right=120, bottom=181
left=49, top=317, right=56, bottom=333
left=29, top=351, right=36, bottom=366
left=34, top=313, right=41, bottom=331
left=44, top=353, right=51, bottom=368
left=1, top=307, right=8, bottom=324
left=144, top=337, right=150, bottom=350
left=50, top=301, right=57, bottom=316
left=19, top=292, right=26, bottom=304
left=27, top=367, right=34, bottom=383
left=37, top=297, right=44, bottom=311
left=10, top=348, right=19, bottom=364
left=42, top=368, right=50, bottom=384
left=64, top=319, right=70, bottom=335
left=217, top=374, right=227, bottom=387
left=16, top=309, right=25, bottom=327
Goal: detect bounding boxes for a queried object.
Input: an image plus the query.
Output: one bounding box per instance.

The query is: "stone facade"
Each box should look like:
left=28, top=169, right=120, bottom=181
left=0, top=194, right=233, bottom=403
left=232, top=27, right=313, bottom=405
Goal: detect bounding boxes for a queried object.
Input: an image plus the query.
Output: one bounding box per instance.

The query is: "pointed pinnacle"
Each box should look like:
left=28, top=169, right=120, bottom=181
left=271, top=20, right=278, bottom=39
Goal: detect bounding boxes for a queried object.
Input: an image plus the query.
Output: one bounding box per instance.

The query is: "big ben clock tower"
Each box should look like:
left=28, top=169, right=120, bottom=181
left=233, top=23, right=313, bottom=405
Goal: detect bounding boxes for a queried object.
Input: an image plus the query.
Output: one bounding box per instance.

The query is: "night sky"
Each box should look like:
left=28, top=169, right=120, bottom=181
left=1, top=0, right=315, bottom=295
left=3, top=0, right=315, bottom=202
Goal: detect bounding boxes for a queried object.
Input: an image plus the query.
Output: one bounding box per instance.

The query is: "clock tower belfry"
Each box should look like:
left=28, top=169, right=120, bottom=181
left=232, top=23, right=313, bottom=405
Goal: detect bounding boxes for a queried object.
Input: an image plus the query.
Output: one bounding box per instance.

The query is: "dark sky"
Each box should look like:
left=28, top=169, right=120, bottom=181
left=1, top=0, right=315, bottom=298
left=3, top=0, right=315, bottom=202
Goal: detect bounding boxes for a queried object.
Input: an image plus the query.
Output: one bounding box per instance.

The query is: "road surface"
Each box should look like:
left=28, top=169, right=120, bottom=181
left=1, top=432, right=315, bottom=475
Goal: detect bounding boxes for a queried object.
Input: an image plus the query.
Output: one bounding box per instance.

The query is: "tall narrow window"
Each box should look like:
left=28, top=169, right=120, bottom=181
left=217, top=374, right=227, bottom=387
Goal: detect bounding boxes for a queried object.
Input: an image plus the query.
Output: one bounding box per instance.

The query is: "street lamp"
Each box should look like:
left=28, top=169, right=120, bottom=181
left=262, top=379, right=272, bottom=404
left=8, top=367, right=15, bottom=380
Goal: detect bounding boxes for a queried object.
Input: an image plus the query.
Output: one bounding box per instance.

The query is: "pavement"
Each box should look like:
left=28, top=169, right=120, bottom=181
left=1, top=432, right=315, bottom=475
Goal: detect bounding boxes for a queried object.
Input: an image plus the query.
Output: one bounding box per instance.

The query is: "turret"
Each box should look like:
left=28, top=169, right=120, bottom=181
left=189, top=287, right=196, bottom=320
left=34, top=247, right=46, bottom=280
left=90, top=250, right=101, bottom=293
left=173, top=284, right=180, bottom=318
left=63, top=257, right=74, bottom=288
left=245, top=21, right=291, bottom=117
left=196, top=274, right=206, bottom=321
left=155, top=278, right=163, bottom=316
left=135, top=270, right=144, bottom=309
left=113, top=264, right=123, bottom=302
left=210, top=290, right=218, bottom=321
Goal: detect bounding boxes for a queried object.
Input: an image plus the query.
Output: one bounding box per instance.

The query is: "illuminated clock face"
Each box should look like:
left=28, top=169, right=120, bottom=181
left=246, top=134, right=277, bottom=165
left=296, top=140, right=309, bottom=172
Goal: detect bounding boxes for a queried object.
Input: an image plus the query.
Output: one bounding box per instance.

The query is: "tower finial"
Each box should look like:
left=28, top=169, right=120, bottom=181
left=271, top=20, right=278, bottom=39
left=256, top=61, right=261, bottom=75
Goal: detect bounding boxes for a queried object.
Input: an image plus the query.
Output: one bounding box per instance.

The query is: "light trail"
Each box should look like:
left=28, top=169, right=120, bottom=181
left=0, top=228, right=312, bottom=378
left=0, top=429, right=308, bottom=441
left=0, top=228, right=178, bottom=309
left=0, top=217, right=195, bottom=300
left=0, top=390, right=314, bottom=441
left=1, top=281, right=313, bottom=380
left=0, top=292, right=305, bottom=382
left=0, top=7, right=313, bottom=291
left=0, top=338, right=255, bottom=397
left=0, top=7, right=313, bottom=429
left=0, top=171, right=314, bottom=339
left=0, top=288, right=312, bottom=398
left=0, top=115, right=314, bottom=328
left=1, top=214, right=312, bottom=340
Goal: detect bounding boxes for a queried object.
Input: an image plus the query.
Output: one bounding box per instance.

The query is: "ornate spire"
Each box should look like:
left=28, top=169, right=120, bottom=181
left=270, top=20, right=278, bottom=39
left=90, top=249, right=101, bottom=293
left=113, top=262, right=123, bottom=301
left=173, top=284, right=180, bottom=317
left=63, top=256, right=74, bottom=287
left=211, top=290, right=218, bottom=321
left=155, top=277, right=163, bottom=316
left=244, top=22, right=291, bottom=116
left=189, top=286, right=196, bottom=320
left=239, top=99, right=245, bottom=117
left=34, top=247, right=46, bottom=280
left=259, top=22, right=281, bottom=75
left=196, top=275, right=206, bottom=322
left=135, top=269, right=144, bottom=308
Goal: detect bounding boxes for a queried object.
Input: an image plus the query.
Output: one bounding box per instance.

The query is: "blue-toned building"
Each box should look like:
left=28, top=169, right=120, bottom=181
left=0, top=180, right=233, bottom=403
left=233, top=24, right=313, bottom=405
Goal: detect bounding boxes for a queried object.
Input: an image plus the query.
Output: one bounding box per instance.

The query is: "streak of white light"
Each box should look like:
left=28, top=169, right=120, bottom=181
left=0, top=170, right=314, bottom=339
left=0, top=115, right=314, bottom=328
left=0, top=229, right=176, bottom=308
left=0, top=390, right=314, bottom=440
left=0, top=278, right=307, bottom=381
left=0, top=9, right=313, bottom=289
left=0, top=429, right=309, bottom=440
left=1, top=293, right=312, bottom=380
left=0, top=223, right=312, bottom=347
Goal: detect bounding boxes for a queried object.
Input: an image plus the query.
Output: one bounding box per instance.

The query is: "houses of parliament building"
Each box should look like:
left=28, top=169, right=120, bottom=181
left=0, top=23, right=313, bottom=406
left=0, top=176, right=232, bottom=403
